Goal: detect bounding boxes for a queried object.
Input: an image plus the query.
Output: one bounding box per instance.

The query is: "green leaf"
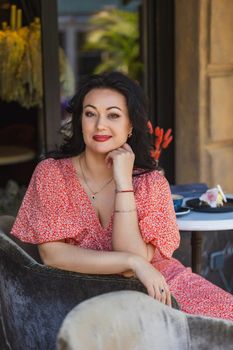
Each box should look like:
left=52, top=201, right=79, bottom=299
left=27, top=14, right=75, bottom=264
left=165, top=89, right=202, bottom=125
left=83, top=8, right=143, bottom=80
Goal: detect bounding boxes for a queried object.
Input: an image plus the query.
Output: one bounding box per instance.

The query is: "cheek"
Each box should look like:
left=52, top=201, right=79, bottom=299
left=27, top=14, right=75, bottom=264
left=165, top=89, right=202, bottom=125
left=81, top=122, right=91, bottom=144
left=82, top=118, right=92, bottom=134
left=81, top=116, right=85, bottom=131
left=115, top=128, right=131, bottom=144
left=121, top=122, right=132, bottom=137
left=117, top=124, right=130, bottom=137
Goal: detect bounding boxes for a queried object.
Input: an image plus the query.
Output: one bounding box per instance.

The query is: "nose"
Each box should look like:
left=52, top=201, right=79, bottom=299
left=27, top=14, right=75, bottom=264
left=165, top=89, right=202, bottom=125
left=96, top=116, right=107, bottom=130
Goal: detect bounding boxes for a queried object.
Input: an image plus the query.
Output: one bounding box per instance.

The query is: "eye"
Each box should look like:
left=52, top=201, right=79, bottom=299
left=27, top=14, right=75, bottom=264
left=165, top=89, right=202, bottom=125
left=108, top=113, right=120, bottom=119
left=84, top=111, right=95, bottom=117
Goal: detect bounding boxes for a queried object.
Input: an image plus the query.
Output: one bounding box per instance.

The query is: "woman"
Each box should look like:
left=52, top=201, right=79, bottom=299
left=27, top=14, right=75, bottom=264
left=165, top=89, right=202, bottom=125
left=11, top=72, right=233, bottom=320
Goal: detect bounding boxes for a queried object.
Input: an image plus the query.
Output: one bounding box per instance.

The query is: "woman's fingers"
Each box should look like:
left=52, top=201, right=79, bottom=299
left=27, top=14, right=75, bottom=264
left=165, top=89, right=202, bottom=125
left=166, top=291, right=172, bottom=307
left=154, top=285, right=162, bottom=302
left=122, top=143, right=133, bottom=153
left=132, top=258, right=171, bottom=307
left=105, top=145, right=135, bottom=174
left=105, top=143, right=133, bottom=163
left=147, top=285, right=155, bottom=298
left=149, top=283, right=171, bottom=306
left=159, top=283, right=172, bottom=306
left=105, top=149, right=123, bottom=167
left=160, top=288, right=167, bottom=305
left=160, top=287, right=172, bottom=307
left=105, top=154, right=113, bottom=168
left=105, top=148, right=124, bottom=164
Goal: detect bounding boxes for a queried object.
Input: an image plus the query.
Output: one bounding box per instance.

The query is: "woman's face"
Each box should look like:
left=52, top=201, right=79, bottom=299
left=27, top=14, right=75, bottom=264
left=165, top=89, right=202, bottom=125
left=81, top=88, right=132, bottom=155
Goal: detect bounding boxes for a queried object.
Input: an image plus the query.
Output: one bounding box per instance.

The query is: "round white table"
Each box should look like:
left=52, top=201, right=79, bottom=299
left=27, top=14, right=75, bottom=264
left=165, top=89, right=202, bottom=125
left=176, top=196, right=233, bottom=274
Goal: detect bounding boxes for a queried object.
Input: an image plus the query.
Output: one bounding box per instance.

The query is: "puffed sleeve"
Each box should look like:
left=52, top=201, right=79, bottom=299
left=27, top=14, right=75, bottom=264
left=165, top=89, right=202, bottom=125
left=11, top=158, right=78, bottom=244
left=137, top=171, right=180, bottom=258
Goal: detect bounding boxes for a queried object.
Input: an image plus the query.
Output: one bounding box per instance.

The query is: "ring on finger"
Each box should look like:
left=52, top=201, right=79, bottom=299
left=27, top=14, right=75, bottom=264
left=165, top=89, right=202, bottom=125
left=159, top=288, right=165, bottom=294
left=153, top=286, right=158, bottom=299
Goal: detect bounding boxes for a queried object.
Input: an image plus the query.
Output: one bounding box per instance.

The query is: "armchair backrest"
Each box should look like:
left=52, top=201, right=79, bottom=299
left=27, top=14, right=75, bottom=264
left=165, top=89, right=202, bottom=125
left=0, top=215, right=15, bottom=234
left=1, top=217, right=166, bottom=349
left=0, top=215, right=42, bottom=263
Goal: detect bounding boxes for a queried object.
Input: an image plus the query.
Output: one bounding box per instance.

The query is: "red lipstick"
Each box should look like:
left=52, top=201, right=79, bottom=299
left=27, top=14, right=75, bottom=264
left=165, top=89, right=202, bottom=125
left=93, top=135, right=112, bottom=142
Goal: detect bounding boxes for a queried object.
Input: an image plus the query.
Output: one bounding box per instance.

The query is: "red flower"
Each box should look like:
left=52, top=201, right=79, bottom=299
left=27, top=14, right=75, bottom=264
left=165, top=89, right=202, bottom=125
left=162, top=128, right=173, bottom=149
left=147, top=122, right=173, bottom=161
left=147, top=121, right=153, bottom=134
left=150, top=149, right=161, bottom=160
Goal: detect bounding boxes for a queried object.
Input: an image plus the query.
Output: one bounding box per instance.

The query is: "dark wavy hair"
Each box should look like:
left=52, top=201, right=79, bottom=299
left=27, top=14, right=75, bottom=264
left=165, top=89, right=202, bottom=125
left=51, top=71, right=156, bottom=171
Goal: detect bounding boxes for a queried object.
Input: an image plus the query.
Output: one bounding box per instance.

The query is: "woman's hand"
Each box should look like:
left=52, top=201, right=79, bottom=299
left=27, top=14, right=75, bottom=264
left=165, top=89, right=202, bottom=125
left=105, top=143, right=135, bottom=189
left=130, top=255, right=172, bottom=306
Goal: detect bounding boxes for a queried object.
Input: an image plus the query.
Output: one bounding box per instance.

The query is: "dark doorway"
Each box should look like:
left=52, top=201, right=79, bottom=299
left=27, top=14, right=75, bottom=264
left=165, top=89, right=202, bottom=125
left=142, top=0, right=175, bottom=183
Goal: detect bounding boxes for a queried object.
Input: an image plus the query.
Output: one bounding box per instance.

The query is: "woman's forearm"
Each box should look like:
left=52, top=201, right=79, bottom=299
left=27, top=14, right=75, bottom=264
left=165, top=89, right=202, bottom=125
left=38, top=241, right=136, bottom=274
left=39, top=241, right=170, bottom=303
left=112, top=191, right=152, bottom=260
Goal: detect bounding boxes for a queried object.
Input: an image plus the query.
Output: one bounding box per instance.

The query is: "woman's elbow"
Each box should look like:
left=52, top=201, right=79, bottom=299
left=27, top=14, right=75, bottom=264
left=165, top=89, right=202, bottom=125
left=38, top=243, right=59, bottom=267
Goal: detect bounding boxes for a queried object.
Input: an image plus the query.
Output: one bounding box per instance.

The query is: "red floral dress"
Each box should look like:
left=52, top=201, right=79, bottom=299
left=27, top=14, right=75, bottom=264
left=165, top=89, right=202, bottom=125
left=11, top=158, right=233, bottom=321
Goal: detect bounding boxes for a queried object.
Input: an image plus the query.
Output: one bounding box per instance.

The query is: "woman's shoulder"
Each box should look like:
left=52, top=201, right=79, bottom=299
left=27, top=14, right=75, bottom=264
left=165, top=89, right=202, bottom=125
left=32, top=158, right=71, bottom=183
left=35, top=157, right=70, bottom=173
left=134, top=168, right=166, bottom=183
left=133, top=168, right=169, bottom=193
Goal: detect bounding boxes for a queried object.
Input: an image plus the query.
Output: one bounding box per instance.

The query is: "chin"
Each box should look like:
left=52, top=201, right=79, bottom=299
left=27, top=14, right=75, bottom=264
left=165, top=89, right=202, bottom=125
left=86, top=145, right=113, bottom=155
left=88, top=141, right=126, bottom=154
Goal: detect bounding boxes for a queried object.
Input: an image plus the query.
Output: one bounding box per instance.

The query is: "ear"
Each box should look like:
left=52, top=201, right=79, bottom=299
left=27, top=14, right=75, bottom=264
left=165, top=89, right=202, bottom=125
left=129, top=124, right=133, bottom=133
left=128, top=126, right=133, bottom=138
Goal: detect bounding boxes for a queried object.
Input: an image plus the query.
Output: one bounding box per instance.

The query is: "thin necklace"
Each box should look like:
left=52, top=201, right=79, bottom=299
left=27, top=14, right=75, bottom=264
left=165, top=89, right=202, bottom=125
left=79, top=157, right=113, bottom=200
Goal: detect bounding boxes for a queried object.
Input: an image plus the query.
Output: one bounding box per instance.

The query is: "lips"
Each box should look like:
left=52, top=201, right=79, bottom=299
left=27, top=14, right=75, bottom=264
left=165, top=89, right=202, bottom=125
left=93, top=135, right=112, bottom=142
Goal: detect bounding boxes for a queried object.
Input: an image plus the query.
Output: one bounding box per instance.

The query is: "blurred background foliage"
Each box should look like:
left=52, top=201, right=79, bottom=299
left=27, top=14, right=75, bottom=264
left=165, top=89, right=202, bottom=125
left=83, top=9, right=143, bottom=80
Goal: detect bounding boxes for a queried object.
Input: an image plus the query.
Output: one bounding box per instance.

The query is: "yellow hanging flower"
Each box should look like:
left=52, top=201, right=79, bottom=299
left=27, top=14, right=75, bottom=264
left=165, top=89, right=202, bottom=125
left=0, top=14, right=75, bottom=109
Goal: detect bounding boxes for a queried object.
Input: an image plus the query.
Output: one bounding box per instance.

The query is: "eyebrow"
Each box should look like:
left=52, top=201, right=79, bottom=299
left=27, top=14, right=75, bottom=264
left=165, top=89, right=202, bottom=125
left=84, top=104, right=122, bottom=111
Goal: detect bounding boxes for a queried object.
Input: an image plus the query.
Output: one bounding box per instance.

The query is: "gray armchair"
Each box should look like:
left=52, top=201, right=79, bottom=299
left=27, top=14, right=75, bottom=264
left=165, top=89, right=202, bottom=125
left=58, top=290, right=233, bottom=350
left=0, top=215, right=179, bottom=350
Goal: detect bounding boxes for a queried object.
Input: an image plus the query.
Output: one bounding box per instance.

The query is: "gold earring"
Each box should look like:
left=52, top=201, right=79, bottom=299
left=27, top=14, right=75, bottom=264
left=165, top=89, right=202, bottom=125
left=128, top=130, right=133, bottom=138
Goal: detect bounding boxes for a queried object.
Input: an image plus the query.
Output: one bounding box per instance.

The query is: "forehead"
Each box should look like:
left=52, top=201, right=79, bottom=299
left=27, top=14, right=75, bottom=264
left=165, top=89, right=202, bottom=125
left=83, top=88, right=127, bottom=109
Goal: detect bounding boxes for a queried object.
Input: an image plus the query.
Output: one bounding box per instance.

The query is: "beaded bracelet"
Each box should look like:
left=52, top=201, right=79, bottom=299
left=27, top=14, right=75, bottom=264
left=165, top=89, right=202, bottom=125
left=115, top=189, right=134, bottom=193
left=114, top=208, right=136, bottom=213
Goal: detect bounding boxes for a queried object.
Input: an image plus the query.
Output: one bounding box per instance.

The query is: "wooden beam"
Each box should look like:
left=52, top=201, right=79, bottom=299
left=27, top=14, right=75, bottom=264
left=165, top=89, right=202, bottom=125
left=40, top=0, right=61, bottom=153
left=140, top=0, right=156, bottom=123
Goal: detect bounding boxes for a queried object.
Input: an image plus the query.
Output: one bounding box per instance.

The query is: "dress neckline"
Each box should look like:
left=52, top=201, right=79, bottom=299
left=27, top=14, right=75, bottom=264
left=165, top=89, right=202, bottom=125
left=68, top=157, right=114, bottom=231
